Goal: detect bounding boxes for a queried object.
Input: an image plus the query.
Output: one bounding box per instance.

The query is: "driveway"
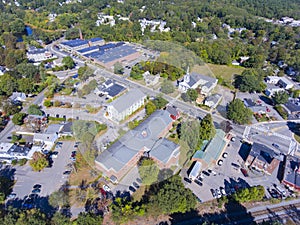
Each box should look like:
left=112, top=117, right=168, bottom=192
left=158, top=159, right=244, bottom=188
left=12, top=141, right=75, bottom=199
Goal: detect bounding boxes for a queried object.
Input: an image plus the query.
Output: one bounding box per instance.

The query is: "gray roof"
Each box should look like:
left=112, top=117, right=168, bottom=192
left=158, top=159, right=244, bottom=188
left=166, top=105, right=179, bottom=117
left=206, top=94, right=222, bottom=104
left=27, top=48, right=47, bottom=54
left=96, top=110, right=176, bottom=173
left=249, top=143, right=280, bottom=164
left=45, top=124, right=63, bottom=134
left=187, top=72, right=217, bottom=87
left=60, top=122, right=73, bottom=134
left=109, top=89, right=146, bottom=113
left=284, top=155, right=300, bottom=188
left=284, top=99, right=300, bottom=113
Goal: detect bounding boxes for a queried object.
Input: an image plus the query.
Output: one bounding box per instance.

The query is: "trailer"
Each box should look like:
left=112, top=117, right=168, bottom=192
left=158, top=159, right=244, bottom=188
left=189, top=161, right=202, bottom=181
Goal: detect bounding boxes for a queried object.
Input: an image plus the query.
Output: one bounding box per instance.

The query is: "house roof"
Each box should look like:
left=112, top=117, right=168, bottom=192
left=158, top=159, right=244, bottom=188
left=45, top=124, right=63, bottom=134
left=206, top=94, right=222, bottom=104
left=166, top=105, right=179, bottom=117
left=187, top=72, right=217, bottom=88
left=283, top=155, right=300, bottom=188
left=97, top=80, right=126, bottom=98
left=279, top=77, right=294, bottom=86
left=60, top=122, right=73, bottom=134
left=27, top=48, right=47, bottom=55
left=284, top=98, right=300, bottom=113
left=192, top=129, right=226, bottom=165
left=95, top=110, right=175, bottom=173
left=249, top=142, right=281, bottom=164
left=33, top=133, right=57, bottom=142
left=0, top=143, right=14, bottom=153
left=250, top=106, right=267, bottom=114
left=9, top=92, right=26, bottom=101
left=109, top=89, right=146, bottom=113
left=61, top=39, right=88, bottom=48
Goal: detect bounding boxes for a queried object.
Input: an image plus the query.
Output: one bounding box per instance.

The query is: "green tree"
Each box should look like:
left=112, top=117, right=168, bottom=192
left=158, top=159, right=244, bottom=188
left=227, top=99, right=253, bottom=125
left=29, top=152, right=49, bottom=172
left=28, top=104, right=43, bottom=116
left=234, top=70, right=266, bottom=93
left=51, top=212, right=71, bottom=225
left=15, top=209, right=48, bottom=225
left=149, top=175, right=197, bottom=214
left=183, top=88, right=198, bottom=102
left=49, top=190, right=69, bottom=210
left=138, top=158, right=160, bottom=185
left=152, top=96, right=168, bottom=109
left=272, top=91, right=289, bottom=105
left=145, top=101, right=157, bottom=116
left=12, top=112, right=27, bottom=125
left=113, top=62, right=124, bottom=74
left=179, top=119, right=201, bottom=150
left=233, top=185, right=265, bottom=203
left=77, top=66, right=94, bottom=81
left=62, top=56, right=75, bottom=69
left=0, top=74, right=17, bottom=96
left=43, top=100, right=53, bottom=107
left=160, top=79, right=175, bottom=94
left=73, top=212, right=103, bottom=225
left=199, top=114, right=216, bottom=142
left=17, top=78, right=35, bottom=93
left=3, top=101, right=21, bottom=115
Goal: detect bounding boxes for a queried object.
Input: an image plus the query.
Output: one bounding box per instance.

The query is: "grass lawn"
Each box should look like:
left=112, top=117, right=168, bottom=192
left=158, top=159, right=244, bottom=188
left=192, top=63, right=245, bottom=84
left=295, top=134, right=300, bottom=144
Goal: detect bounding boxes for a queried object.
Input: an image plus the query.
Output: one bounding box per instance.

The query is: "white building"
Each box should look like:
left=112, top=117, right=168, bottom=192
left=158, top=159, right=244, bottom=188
left=33, top=133, right=58, bottom=150
left=265, top=83, right=285, bottom=97
left=143, top=71, right=160, bottom=86
left=9, top=92, right=26, bottom=102
left=204, top=94, right=222, bottom=109
left=0, top=142, right=36, bottom=161
left=278, top=77, right=294, bottom=89
left=178, top=72, right=218, bottom=96
left=266, top=76, right=281, bottom=84
left=189, top=161, right=202, bottom=180
left=106, top=89, right=146, bottom=122
left=27, top=48, right=53, bottom=62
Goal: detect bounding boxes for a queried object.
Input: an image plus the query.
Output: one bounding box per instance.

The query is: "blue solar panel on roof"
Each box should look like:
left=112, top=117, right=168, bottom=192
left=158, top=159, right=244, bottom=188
left=89, top=37, right=103, bottom=42
left=77, top=46, right=99, bottom=53
left=61, top=39, right=88, bottom=47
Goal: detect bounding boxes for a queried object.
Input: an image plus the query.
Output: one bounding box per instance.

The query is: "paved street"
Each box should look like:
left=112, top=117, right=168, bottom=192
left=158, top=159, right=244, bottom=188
left=12, top=141, right=75, bottom=199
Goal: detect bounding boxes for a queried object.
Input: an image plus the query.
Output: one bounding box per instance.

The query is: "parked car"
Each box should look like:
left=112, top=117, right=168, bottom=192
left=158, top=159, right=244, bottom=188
left=51, top=151, right=59, bottom=159
left=184, top=177, right=192, bottom=183
left=136, top=178, right=142, bottom=183
left=194, top=179, right=203, bottom=186
left=220, top=187, right=226, bottom=196
left=63, top=170, right=71, bottom=175
left=272, top=143, right=280, bottom=149
left=129, top=186, right=136, bottom=192
left=7, top=193, right=16, bottom=199
left=215, top=189, right=222, bottom=198
left=103, top=185, right=111, bottom=192
left=241, top=168, right=249, bottom=177
left=33, top=184, right=42, bottom=189
left=211, top=189, right=216, bottom=198
left=32, top=188, right=41, bottom=194
left=217, top=160, right=223, bottom=166
left=231, top=137, right=236, bottom=142
left=222, top=152, right=228, bottom=158
left=231, top=163, right=240, bottom=169
left=133, top=182, right=139, bottom=189
left=202, top=171, right=210, bottom=176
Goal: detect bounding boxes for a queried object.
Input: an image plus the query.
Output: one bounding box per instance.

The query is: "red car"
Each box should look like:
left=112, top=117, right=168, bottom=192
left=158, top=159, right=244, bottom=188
left=241, top=168, right=249, bottom=177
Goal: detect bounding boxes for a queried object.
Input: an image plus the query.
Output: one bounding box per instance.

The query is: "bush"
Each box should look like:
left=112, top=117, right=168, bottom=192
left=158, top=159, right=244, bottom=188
left=18, top=158, right=27, bottom=166
left=44, top=99, right=53, bottom=107
left=274, top=105, right=288, bottom=120
left=11, top=159, right=18, bottom=166
left=53, top=100, right=61, bottom=107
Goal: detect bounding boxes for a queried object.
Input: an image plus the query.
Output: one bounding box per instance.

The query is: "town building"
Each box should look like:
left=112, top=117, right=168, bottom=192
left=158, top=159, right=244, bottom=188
left=282, top=155, right=300, bottom=191
left=266, top=76, right=281, bottom=84
left=265, top=83, right=285, bottom=97
left=95, top=110, right=180, bottom=182
left=94, top=79, right=126, bottom=99
left=191, top=129, right=227, bottom=171
left=89, top=37, right=105, bottom=46
left=284, top=98, right=300, bottom=116
left=245, top=142, right=282, bottom=175
left=33, top=133, right=58, bottom=150
left=77, top=46, right=99, bottom=56
left=278, top=77, right=294, bottom=89
left=0, top=142, right=35, bottom=161
left=83, top=42, right=140, bottom=69
left=59, top=122, right=73, bottom=137
left=143, top=71, right=160, bottom=86
left=60, top=39, right=89, bottom=52
left=27, top=48, right=53, bottom=62
left=178, top=72, right=218, bottom=96
left=9, top=92, right=26, bottom=103
left=106, top=89, right=146, bottom=122
left=204, top=94, right=222, bottom=108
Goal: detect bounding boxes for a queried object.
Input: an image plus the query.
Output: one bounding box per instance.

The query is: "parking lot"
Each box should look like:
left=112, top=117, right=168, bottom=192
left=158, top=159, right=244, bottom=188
left=182, top=136, right=291, bottom=202
left=12, top=141, right=75, bottom=199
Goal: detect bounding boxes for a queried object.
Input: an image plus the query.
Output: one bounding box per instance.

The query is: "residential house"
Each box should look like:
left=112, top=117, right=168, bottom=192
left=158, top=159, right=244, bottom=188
left=143, top=71, right=160, bottom=86
left=191, top=129, right=227, bottom=171
left=204, top=94, right=222, bottom=108
left=245, top=142, right=282, bottom=175
left=9, top=92, right=26, bottom=103
left=284, top=98, right=300, bottom=116
left=27, top=48, right=53, bottom=62
left=278, top=77, right=294, bottom=89
left=33, top=133, right=58, bottom=150
left=59, top=122, right=73, bottom=137
left=266, top=76, right=281, bottom=84
left=45, top=124, right=63, bottom=134
left=95, top=110, right=180, bottom=181
left=94, top=79, right=126, bottom=99
left=178, top=72, right=218, bottom=96
left=106, top=89, right=146, bottom=122
left=165, top=105, right=180, bottom=120
left=0, top=142, right=35, bottom=161
left=265, top=83, right=285, bottom=97
left=282, top=155, right=300, bottom=191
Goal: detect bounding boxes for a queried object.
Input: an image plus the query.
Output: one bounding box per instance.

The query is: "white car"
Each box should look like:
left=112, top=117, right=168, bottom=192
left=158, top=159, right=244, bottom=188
left=220, top=187, right=226, bottom=196
left=103, top=184, right=111, bottom=192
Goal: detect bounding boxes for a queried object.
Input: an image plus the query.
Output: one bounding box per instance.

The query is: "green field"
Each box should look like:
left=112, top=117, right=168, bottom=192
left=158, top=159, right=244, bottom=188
left=192, top=63, right=245, bottom=84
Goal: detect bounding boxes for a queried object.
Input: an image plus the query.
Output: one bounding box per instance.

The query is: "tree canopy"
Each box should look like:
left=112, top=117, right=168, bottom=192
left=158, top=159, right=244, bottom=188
left=138, top=158, right=160, bottom=185
left=272, top=91, right=289, bottom=105
left=227, top=99, right=253, bottom=124
left=29, top=152, right=49, bottom=172
left=28, top=104, right=43, bottom=116
left=62, top=56, right=75, bottom=69
left=12, top=112, right=27, bottom=125
left=160, top=79, right=175, bottom=94
left=234, top=69, right=266, bottom=93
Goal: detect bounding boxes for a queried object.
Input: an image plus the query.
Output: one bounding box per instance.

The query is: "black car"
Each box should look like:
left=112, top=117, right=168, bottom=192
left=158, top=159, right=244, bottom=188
left=184, top=177, right=192, bottom=183
left=133, top=182, right=139, bottom=189
left=129, top=186, right=136, bottom=192
left=136, top=178, right=142, bottom=183
left=33, top=184, right=42, bottom=189
left=32, top=188, right=41, bottom=194
left=194, top=179, right=203, bottom=186
left=202, top=171, right=210, bottom=176
left=63, top=170, right=71, bottom=175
